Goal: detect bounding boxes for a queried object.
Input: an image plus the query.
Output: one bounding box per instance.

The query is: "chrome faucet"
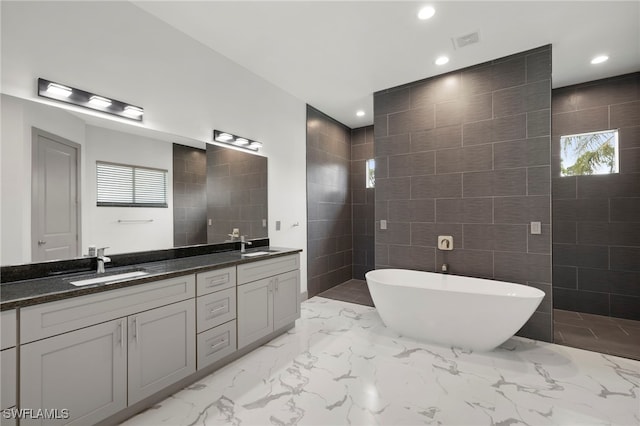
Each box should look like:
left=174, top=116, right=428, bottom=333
left=240, top=236, right=252, bottom=253
left=96, top=247, right=111, bottom=274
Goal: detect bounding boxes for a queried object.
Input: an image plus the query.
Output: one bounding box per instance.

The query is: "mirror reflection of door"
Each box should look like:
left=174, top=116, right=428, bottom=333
left=31, top=128, right=80, bottom=261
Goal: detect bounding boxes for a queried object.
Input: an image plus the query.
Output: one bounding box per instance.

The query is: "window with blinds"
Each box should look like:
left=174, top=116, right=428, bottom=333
left=96, top=162, right=168, bottom=207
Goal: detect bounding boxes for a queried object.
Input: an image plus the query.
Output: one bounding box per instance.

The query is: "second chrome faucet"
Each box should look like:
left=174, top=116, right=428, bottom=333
left=240, top=236, right=252, bottom=253
left=97, top=246, right=111, bottom=273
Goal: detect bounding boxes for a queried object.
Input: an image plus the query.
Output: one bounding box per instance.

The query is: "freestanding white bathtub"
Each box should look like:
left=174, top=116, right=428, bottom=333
left=365, top=269, right=545, bottom=351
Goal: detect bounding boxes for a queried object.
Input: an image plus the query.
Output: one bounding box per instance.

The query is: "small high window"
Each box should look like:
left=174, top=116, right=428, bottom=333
left=366, top=159, right=375, bottom=188
left=96, top=161, right=168, bottom=207
left=560, top=129, right=619, bottom=176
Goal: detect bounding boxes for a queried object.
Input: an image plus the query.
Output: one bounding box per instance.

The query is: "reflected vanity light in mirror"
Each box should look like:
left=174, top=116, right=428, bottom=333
left=213, top=129, right=262, bottom=151
left=38, top=78, right=144, bottom=122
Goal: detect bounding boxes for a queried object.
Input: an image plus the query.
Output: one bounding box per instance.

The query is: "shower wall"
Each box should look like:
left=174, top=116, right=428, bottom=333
left=373, top=46, right=553, bottom=342
left=351, top=126, right=376, bottom=279
left=306, top=106, right=353, bottom=297
left=552, top=72, right=640, bottom=320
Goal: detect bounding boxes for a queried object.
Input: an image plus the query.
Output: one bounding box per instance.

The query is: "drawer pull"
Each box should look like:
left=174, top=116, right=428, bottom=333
left=206, top=276, right=228, bottom=288
left=209, top=305, right=227, bottom=315
left=210, top=338, right=227, bottom=351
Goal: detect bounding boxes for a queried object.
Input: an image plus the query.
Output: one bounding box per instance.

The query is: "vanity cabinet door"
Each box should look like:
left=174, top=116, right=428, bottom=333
left=20, top=319, right=127, bottom=426
left=273, top=270, right=300, bottom=331
left=127, top=299, right=195, bottom=405
left=1, top=348, right=16, bottom=410
left=237, top=277, right=273, bottom=349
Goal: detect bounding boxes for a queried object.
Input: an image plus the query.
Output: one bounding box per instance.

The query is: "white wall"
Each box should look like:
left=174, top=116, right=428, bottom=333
left=84, top=126, right=174, bottom=255
left=1, top=95, right=87, bottom=265
left=1, top=1, right=308, bottom=290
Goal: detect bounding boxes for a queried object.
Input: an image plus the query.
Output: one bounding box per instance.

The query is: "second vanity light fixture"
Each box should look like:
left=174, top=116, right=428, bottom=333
left=213, top=130, right=263, bottom=151
left=37, top=78, right=144, bottom=121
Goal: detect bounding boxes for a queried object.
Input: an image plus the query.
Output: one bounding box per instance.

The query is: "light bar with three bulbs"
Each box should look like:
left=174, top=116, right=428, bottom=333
left=213, top=130, right=263, bottom=151
left=38, top=78, right=144, bottom=121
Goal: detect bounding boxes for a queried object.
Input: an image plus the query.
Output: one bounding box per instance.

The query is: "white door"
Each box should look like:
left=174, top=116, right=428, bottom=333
left=237, top=277, right=273, bottom=349
left=20, top=319, right=127, bottom=426
left=273, top=270, right=300, bottom=330
left=127, top=299, right=196, bottom=405
left=32, top=128, right=80, bottom=262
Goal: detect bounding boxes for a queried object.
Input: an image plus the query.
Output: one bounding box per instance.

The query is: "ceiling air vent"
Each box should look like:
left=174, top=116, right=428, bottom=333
left=452, top=31, right=480, bottom=49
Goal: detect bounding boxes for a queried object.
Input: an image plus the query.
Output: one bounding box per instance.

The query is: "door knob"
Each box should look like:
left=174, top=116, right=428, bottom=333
left=38, top=240, right=47, bottom=245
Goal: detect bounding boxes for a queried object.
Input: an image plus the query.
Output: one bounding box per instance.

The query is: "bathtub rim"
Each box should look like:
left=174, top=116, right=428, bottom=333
left=365, top=268, right=545, bottom=299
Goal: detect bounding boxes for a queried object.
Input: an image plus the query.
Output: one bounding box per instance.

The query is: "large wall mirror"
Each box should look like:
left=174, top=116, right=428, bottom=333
left=0, top=94, right=268, bottom=266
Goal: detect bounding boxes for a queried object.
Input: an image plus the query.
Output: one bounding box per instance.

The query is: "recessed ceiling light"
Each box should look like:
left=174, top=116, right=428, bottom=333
left=356, top=110, right=365, bottom=117
left=435, top=56, right=449, bottom=66
left=590, top=55, right=609, bottom=65
left=418, top=6, right=436, bottom=20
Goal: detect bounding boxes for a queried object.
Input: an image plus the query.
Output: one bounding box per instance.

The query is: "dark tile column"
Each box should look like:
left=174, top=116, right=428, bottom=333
left=173, top=144, right=207, bottom=246
left=552, top=72, right=640, bottom=321
left=307, top=106, right=353, bottom=297
left=374, top=46, right=553, bottom=342
left=351, top=126, right=375, bottom=279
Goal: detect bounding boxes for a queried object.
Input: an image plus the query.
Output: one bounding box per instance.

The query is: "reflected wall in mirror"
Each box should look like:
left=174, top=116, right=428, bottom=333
left=172, top=144, right=268, bottom=246
left=0, top=94, right=268, bottom=266
left=206, top=145, right=268, bottom=243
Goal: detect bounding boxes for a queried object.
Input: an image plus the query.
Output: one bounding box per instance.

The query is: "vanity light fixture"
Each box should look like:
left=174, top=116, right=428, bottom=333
left=37, top=78, right=144, bottom=122
left=123, top=106, right=143, bottom=118
left=213, top=130, right=263, bottom=152
left=88, top=95, right=112, bottom=108
left=45, top=82, right=73, bottom=98
left=590, top=55, right=609, bottom=65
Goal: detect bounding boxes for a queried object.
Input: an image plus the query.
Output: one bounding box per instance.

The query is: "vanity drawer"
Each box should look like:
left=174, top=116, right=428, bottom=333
left=1, top=310, right=16, bottom=350
left=196, top=287, right=236, bottom=333
left=237, top=254, right=299, bottom=285
left=21, top=274, right=195, bottom=343
left=197, top=320, right=236, bottom=370
left=196, top=267, right=236, bottom=296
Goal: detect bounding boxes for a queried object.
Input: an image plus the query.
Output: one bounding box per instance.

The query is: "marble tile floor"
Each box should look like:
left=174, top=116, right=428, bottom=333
left=317, top=279, right=374, bottom=307
left=554, top=309, right=640, bottom=361
left=318, top=281, right=640, bottom=363
left=123, top=298, right=639, bottom=426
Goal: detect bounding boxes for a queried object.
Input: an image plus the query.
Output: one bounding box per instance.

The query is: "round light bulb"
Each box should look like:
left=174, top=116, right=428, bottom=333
left=435, top=56, right=449, bottom=66
left=418, top=6, right=436, bottom=20
left=590, top=55, right=609, bottom=65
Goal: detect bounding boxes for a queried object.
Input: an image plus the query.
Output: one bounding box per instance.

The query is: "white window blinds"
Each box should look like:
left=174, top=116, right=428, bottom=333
left=96, top=162, right=167, bottom=207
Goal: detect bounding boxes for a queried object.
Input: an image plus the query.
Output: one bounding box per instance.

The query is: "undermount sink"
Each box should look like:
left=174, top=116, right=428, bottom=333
left=241, top=250, right=277, bottom=258
left=70, top=270, right=149, bottom=286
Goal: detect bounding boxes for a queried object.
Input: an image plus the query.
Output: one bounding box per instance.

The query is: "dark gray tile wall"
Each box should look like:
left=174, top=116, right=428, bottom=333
left=552, top=72, right=640, bottom=321
left=173, top=144, right=207, bottom=246
left=206, top=145, right=268, bottom=243
left=307, top=106, right=353, bottom=297
left=351, top=126, right=375, bottom=279
left=374, top=46, right=553, bottom=342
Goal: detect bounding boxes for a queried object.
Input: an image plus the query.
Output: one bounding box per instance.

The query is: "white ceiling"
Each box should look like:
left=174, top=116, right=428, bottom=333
left=134, top=1, right=640, bottom=128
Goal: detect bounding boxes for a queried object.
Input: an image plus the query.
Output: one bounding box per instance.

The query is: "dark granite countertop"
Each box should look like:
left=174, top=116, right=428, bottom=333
left=0, top=247, right=301, bottom=310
